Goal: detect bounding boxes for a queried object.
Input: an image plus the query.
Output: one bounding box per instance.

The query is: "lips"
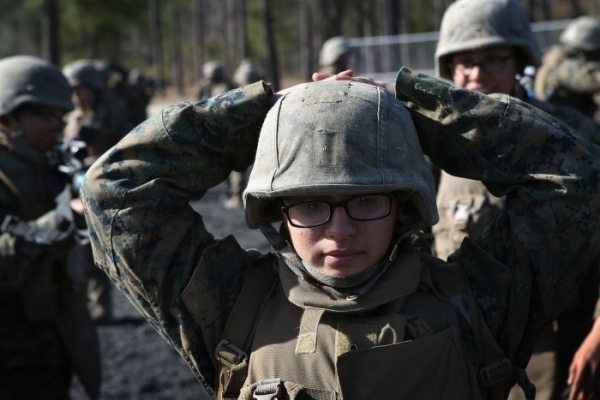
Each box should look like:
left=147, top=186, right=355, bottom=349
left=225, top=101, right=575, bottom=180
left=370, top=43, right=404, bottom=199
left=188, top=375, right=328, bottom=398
left=323, top=249, right=361, bottom=263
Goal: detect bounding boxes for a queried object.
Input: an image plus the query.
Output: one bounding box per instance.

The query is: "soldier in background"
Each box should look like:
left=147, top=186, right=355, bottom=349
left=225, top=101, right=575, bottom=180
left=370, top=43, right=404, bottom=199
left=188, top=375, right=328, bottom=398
left=126, top=68, right=155, bottom=126
left=434, top=1, right=600, bottom=399
left=534, top=16, right=600, bottom=124
left=219, top=59, right=265, bottom=210
left=62, top=59, right=132, bottom=323
left=0, top=55, right=101, bottom=399
left=318, top=36, right=352, bottom=75
left=197, top=60, right=235, bottom=101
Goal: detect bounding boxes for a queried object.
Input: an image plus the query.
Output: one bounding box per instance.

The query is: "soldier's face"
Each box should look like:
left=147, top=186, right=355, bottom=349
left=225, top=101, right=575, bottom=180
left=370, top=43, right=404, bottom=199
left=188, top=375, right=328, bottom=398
left=16, top=106, right=67, bottom=152
left=282, top=194, right=398, bottom=277
left=450, top=47, right=517, bottom=95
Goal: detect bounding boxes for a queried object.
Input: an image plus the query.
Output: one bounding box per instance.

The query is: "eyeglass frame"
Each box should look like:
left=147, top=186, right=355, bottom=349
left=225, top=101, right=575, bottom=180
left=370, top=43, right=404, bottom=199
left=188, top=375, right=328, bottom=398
left=449, top=54, right=515, bottom=76
left=280, top=194, right=396, bottom=228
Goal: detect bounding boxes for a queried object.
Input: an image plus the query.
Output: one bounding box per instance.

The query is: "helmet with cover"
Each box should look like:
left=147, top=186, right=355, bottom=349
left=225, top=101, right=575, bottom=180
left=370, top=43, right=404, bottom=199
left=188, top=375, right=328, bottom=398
left=233, top=59, right=261, bottom=86
left=0, top=55, right=73, bottom=117
left=62, top=59, right=106, bottom=91
left=435, top=0, right=541, bottom=79
left=244, top=80, right=438, bottom=231
left=559, top=16, right=600, bottom=51
left=202, top=61, right=225, bottom=81
left=319, top=36, right=350, bottom=69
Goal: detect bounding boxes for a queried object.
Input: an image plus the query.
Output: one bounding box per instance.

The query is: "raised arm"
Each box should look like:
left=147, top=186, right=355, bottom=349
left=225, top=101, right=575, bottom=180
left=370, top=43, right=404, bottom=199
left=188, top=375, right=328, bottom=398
left=395, top=66, right=600, bottom=367
left=80, top=81, right=274, bottom=389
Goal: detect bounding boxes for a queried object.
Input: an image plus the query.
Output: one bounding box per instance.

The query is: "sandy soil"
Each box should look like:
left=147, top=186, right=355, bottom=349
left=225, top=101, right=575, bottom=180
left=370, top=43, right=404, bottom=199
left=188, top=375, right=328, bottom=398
left=70, top=182, right=270, bottom=400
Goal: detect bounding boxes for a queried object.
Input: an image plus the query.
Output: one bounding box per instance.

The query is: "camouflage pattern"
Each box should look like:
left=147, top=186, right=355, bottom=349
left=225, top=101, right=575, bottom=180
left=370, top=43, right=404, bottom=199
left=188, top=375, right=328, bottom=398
left=0, top=56, right=100, bottom=399
left=534, top=45, right=600, bottom=123
left=434, top=81, right=600, bottom=258
left=559, top=16, right=600, bottom=51
left=62, top=59, right=106, bottom=91
left=0, top=55, right=73, bottom=116
left=435, top=0, right=541, bottom=79
left=81, top=71, right=600, bottom=397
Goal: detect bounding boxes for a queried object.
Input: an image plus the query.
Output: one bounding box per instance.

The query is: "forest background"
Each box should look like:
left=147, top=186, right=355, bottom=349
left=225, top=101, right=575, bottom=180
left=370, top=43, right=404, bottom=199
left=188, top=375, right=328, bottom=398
left=2, top=0, right=599, bottom=96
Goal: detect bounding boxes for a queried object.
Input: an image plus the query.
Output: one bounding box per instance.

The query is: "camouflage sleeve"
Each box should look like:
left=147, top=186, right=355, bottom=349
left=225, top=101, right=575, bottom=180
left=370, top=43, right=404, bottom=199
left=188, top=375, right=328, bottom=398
left=80, top=81, right=274, bottom=390
left=0, top=205, right=76, bottom=289
left=395, top=67, right=600, bottom=366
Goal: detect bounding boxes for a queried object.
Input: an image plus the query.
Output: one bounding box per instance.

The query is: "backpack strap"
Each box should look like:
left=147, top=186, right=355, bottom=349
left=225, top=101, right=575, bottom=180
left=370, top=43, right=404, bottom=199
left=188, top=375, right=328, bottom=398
left=215, top=261, right=279, bottom=400
left=424, top=253, right=535, bottom=400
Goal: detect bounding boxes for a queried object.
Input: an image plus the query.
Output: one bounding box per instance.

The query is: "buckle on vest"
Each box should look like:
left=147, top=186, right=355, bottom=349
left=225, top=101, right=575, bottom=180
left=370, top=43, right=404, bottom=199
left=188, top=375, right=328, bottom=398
left=479, top=358, right=513, bottom=387
left=215, top=339, right=248, bottom=369
left=253, top=378, right=281, bottom=400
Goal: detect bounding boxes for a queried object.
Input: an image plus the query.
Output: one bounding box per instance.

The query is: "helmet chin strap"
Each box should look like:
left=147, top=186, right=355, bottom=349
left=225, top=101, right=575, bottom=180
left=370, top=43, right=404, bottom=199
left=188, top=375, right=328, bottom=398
left=258, top=223, right=422, bottom=299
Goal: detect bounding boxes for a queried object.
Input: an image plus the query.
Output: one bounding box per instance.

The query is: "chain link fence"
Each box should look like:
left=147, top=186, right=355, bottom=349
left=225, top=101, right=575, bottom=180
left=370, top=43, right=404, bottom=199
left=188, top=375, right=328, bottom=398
left=347, top=19, right=574, bottom=83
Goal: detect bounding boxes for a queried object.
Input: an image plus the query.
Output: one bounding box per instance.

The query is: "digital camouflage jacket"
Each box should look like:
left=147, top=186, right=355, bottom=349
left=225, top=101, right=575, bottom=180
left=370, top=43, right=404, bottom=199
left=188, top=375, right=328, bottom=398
left=81, top=69, right=600, bottom=397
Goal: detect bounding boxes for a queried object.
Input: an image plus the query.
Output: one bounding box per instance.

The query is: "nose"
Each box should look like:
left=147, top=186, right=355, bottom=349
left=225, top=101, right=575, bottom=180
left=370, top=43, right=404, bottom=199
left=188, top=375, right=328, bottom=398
left=325, top=206, right=356, bottom=239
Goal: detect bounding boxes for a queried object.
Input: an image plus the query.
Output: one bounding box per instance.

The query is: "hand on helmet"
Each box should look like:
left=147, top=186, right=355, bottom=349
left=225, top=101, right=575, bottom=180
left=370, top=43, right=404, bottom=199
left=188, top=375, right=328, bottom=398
left=311, top=69, right=395, bottom=94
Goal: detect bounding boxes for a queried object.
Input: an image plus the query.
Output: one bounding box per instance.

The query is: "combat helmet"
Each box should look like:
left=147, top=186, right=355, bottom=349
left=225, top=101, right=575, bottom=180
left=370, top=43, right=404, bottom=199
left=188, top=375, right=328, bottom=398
left=0, top=55, right=73, bottom=117
left=559, top=16, right=600, bottom=51
left=202, top=61, right=225, bottom=81
left=62, top=59, right=105, bottom=91
left=233, top=59, right=261, bottom=86
left=319, top=36, right=350, bottom=69
left=435, top=0, right=542, bottom=79
left=244, top=80, right=438, bottom=231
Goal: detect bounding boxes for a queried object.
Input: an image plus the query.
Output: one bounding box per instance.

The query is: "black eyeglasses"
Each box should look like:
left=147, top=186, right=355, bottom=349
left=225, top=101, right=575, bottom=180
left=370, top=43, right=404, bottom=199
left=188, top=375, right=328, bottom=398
left=281, top=194, right=395, bottom=228
left=450, top=54, right=515, bottom=75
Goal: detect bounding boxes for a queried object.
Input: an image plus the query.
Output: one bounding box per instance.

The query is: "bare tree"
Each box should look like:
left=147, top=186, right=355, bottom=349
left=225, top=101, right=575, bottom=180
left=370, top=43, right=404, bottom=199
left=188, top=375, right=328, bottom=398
left=148, top=0, right=165, bottom=94
left=261, top=0, right=279, bottom=91
left=41, top=0, right=59, bottom=64
left=168, top=1, right=185, bottom=95
left=299, top=0, right=313, bottom=81
left=191, top=0, right=203, bottom=82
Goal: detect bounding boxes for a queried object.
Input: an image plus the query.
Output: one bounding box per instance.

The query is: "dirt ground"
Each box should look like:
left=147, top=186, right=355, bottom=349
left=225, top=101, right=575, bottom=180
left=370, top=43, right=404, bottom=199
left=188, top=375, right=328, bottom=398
left=70, top=181, right=270, bottom=400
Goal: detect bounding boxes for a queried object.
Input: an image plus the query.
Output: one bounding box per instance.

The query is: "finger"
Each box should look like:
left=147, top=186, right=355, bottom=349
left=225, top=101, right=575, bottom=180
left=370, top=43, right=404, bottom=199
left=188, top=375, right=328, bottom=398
left=312, top=72, right=332, bottom=82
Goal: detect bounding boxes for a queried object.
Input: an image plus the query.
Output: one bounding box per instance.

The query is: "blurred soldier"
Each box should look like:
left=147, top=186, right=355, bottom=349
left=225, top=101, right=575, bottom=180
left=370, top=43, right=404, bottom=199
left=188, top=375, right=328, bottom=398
left=318, top=36, right=352, bottom=75
left=435, top=1, right=600, bottom=399
left=534, top=16, right=600, bottom=123
left=219, top=59, right=265, bottom=210
left=0, top=55, right=101, bottom=399
left=197, top=60, right=235, bottom=101
left=63, top=59, right=131, bottom=160
left=62, top=59, right=131, bottom=323
left=126, top=68, right=155, bottom=126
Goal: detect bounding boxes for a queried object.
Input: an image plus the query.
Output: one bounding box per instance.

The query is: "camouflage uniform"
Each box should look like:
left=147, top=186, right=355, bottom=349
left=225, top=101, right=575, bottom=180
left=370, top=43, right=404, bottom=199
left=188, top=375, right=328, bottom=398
left=81, top=69, right=600, bottom=399
left=534, top=16, right=600, bottom=124
left=63, top=59, right=132, bottom=159
left=434, top=2, right=600, bottom=399
left=0, top=56, right=100, bottom=399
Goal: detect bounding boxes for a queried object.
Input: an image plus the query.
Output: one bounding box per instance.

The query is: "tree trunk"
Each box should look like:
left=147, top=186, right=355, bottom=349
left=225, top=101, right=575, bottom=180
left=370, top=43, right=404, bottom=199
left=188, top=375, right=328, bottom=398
left=148, top=0, right=165, bottom=95
left=168, top=1, right=185, bottom=95
left=261, top=0, right=279, bottom=91
left=299, top=0, right=313, bottom=81
left=41, top=0, right=59, bottom=64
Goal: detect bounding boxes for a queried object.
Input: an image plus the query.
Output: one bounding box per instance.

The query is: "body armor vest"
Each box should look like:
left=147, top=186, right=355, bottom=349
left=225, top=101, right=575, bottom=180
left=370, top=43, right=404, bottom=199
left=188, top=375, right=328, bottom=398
left=215, top=249, right=513, bottom=400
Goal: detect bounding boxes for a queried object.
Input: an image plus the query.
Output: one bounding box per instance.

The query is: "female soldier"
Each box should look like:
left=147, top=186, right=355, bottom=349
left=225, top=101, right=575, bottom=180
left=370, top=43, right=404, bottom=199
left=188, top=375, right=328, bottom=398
left=81, top=68, right=600, bottom=399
